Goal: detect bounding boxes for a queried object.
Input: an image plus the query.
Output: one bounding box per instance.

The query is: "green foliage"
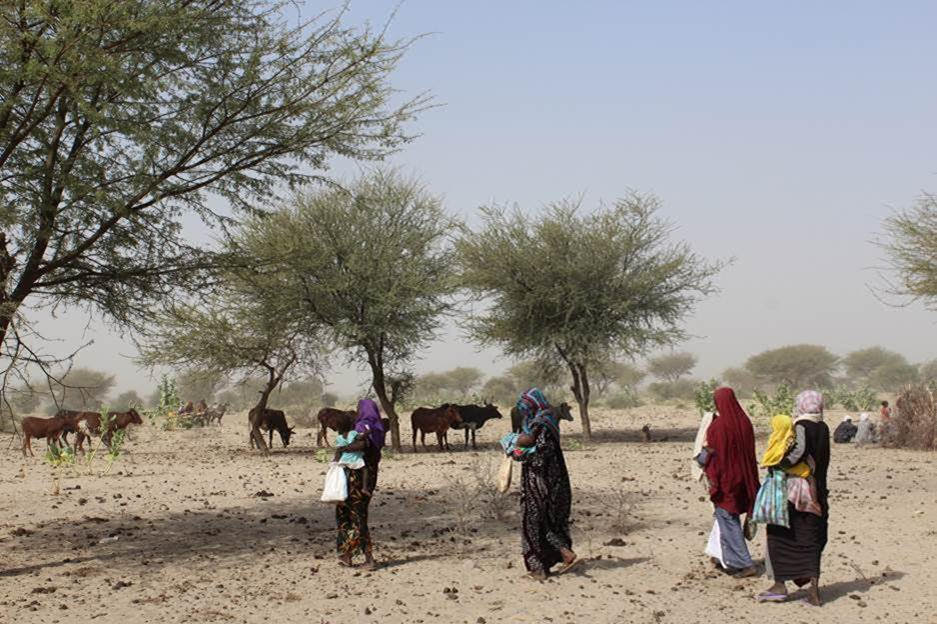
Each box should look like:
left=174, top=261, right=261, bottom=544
left=481, top=376, right=516, bottom=407
left=457, top=193, right=723, bottom=439
left=112, top=390, right=144, bottom=412
left=233, top=170, right=457, bottom=449
left=694, top=379, right=720, bottom=414
left=882, top=193, right=937, bottom=307
left=0, top=0, right=427, bottom=371
left=750, top=384, right=795, bottom=420
left=412, top=367, right=485, bottom=404
left=838, top=387, right=878, bottom=412
left=647, top=352, right=697, bottom=383
left=746, top=345, right=839, bottom=389
left=176, top=370, right=225, bottom=404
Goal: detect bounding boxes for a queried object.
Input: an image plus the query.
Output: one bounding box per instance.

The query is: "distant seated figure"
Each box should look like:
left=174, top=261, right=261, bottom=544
left=833, top=415, right=858, bottom=444
left=854, top=412, right=878, bottom=446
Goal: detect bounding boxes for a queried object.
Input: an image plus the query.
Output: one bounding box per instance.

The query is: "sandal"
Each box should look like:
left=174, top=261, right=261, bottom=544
left=556, top=558, right=582, bottom=575
left=755, top=592, right=788, bottom=603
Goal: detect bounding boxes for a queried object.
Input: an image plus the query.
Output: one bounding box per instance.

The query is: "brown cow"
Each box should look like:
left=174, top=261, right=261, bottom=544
left=248, top=407, right=294, bottom=450
left=21, top=416, right=67, bottom=457
left=55, top=409, right=98, bottom=448
left=74, top=409, right=143, bottom=452
left=411, top=405, right=462, bottom=452
left=316, top=408, right=356, bottom=447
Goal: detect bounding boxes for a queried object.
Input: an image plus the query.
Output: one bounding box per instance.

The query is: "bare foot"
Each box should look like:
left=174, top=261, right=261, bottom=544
left=525, top=571, right=547, bottom=581
left=806, top=579, right=822, bottom=606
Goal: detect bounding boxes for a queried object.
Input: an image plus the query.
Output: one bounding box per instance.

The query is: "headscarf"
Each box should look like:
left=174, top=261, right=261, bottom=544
left=515, top=388, right=559, bottom=436
left=794, top=390, right=824, bottom=423
left=691, top=411, right=715, bottom=482
left=761, top=414, right=811, bottom=478
left=704, top=387, right=760, bottom=515
left=355, top=399, right=385, bottom=450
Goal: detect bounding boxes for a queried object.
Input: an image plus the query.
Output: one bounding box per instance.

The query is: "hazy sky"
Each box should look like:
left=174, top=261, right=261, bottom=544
left=31, top=1, right=937, bottom=396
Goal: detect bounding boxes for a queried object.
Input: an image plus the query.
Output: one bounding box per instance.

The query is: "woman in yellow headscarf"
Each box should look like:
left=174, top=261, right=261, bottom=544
left=761, top=414, right=810, bottom=478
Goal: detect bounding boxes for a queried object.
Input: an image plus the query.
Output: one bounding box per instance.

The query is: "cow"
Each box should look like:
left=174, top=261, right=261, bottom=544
left=55, top=409, right=98, bottom=448
left=410, top=405, right=462, bottom=452
left=73, top=408, right=143, bottom=452
left=207, top=402, right=228, bottom=425
left=316, top=408, right=356, bottom=447
left=511, top=402, right=574, bottom=432
left=179, top=401, right=194, bottom=415
left=248, top=407, right=294, bottom=450
left=449, top=403, right=503, bottom=449
left=21, top=416, right=67, bottom=457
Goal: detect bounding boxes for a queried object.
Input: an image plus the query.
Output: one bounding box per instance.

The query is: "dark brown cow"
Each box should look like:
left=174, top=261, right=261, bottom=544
left=21, top=416, right=67, bottom=457
left=248, top=407, right=294, bottom=450
left=316, top=408, right=356, bottom=447
left=410, top=405, right=462, bottom=452
left=510, top=402, right=574, bottom=432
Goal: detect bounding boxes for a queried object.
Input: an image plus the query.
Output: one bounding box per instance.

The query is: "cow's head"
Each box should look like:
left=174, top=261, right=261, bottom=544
left=281, top=426, right=296, bottom=447
left=445, top=406, right=462, bottom=426
left=556, top=402, right=574, bottom=422
left=128, top=408, right=143, bottom=425
left=483, top=404, right=503, bottom=420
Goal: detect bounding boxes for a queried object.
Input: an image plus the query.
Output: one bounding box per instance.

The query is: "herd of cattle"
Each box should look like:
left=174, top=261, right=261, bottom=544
left=17, top=399, right=574, bottom=457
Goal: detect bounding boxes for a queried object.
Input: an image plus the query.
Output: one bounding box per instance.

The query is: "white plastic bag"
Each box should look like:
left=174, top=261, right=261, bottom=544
left=320, top=463, right=348, bottom=503
left=496, top=455, right=513, bottom=493
left=704, top=518, right=725, bottom=567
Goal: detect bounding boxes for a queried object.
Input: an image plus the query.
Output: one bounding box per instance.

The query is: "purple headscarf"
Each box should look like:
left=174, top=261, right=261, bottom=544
left=355, top=399, right=386, bottom=450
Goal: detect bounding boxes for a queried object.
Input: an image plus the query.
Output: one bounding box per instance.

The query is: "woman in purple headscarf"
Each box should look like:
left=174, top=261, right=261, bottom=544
left=333, top=399, right=386, bottom=569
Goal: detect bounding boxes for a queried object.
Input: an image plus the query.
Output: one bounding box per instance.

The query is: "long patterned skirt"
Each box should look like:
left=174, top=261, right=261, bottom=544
left=520, top=454, right=572, bottom=573
left=336, top=467, right=372, bottom=558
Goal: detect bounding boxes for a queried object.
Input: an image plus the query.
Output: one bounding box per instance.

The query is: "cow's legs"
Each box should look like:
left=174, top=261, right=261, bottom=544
left=22, top=434, right=30, bottom=457
left=472, top=428, right=477, bottom=450
left=412, top=427, right=418, bottom=453
left=421, top=431, right=428, bottom=450
left=268, top=428, right=274, bottom=449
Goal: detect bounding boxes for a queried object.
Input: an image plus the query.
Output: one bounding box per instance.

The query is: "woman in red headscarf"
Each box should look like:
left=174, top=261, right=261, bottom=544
left=698, top=387, right=760, bottom=577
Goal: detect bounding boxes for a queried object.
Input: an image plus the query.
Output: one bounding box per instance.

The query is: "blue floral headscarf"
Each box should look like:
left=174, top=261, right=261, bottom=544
left=515, top=387, right=560, bottom=436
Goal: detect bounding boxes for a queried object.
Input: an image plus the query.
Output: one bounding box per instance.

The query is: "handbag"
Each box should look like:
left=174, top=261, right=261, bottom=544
left=320, top=463, right=348, bottom=503
left=751, top=469, right=789, bottom=528
left=496, top=455, right=513, bottom=493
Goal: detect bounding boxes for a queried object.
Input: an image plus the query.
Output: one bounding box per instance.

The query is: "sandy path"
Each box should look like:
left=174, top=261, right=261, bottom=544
left=0, top=406, right=934, bottom=624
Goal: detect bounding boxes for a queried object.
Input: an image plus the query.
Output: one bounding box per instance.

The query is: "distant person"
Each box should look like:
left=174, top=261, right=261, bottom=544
left=758, top=390, right=830, bottom=606
left=333, top=399, right=385, bottom=569
left=832, top=415, right=858, bottom=443
left=853, top=412, right=877, bottom=446
left=698, top=387, right=760, bottom=578
left=880, top=400, right=891, bottom=421
left=511, top=388, right=578, bottom=579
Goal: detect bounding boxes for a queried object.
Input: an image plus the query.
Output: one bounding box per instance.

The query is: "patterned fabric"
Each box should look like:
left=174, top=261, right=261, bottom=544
left=752, top=469, right=790, bottom=527
left=787, top=476, right=822, bottom=516
left=794, top=390, right=824, bottom=421
left=516, top=388, right=559, bottom=436
left=521, top=422, right=572, bottom=574
left=336, top=466, right=372, bottom=558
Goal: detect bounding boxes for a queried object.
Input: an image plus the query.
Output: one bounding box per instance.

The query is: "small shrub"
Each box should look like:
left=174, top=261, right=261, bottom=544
left=694, top=379, right=720, bottom=414
left=750, top=384, right=794, bottom=420
left=649, top=379, right=697, bottom=401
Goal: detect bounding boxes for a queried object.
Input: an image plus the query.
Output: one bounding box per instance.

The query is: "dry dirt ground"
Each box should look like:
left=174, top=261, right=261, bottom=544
left=0, top=405, right=935, bottom=624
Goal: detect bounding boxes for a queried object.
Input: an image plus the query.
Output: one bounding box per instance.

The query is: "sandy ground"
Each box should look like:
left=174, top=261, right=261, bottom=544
left=0, top=405, right=935, bottom=624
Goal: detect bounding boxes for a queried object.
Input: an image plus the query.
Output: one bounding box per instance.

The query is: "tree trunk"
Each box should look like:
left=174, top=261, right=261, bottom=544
left=248, top=368, right=280, bottom=453
left=368, top=356, right=401, bottom=451
left=566, top=360, right=593, bottom=441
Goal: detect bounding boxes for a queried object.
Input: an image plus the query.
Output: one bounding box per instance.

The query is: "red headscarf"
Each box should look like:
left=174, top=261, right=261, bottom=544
left=704, top=387, right=759, bottom=515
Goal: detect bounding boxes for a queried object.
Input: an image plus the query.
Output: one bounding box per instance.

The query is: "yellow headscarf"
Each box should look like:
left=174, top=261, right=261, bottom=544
left=761, top=414, right=810, bottom=478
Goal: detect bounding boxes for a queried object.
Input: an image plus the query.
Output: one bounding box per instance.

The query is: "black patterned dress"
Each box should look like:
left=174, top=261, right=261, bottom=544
left=335, top=441, right=381, bottom=558
left=520, top=424, right=572, bottom=574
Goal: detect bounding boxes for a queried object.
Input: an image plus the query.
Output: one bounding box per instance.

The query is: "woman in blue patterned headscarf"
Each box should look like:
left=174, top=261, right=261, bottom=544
left=513, top=388, right=578, bottom=579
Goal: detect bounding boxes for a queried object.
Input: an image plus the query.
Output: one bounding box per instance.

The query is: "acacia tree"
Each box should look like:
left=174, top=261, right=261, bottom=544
left=139, top=260, right=324, bottom=451
left=745, top=344, right=838, bottom=389
left=647, top=352, right=697, bottom=383
left=882, top=194, right=937, bottom=307
left=0, top=0, right=425, bottom=418
left=457, top=193, right=722, bottom=440
left=235, top=170, right=456, bottom=450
